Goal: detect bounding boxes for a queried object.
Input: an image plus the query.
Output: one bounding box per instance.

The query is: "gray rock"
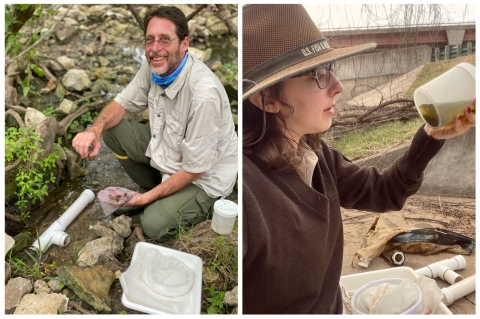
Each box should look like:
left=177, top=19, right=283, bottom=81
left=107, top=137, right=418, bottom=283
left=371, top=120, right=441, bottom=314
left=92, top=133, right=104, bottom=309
left=77, top=236, right=123, bottom=267
left=5, top=234, right=15, bottom=256
left=48, top=279, right=64, bottom=293
left=56, top=265, right=116, bottom=313
left=5, top=262, right=11, bottom=284
left=114, top=65, right=138, bottom=75
left=211, top=60, right=223, bottom=71
left=189, top=47, right=212, bottom=63
left=14, top=293, right=69, bottom=314
left=57, top=99, right=77, bottom=115
left=5, top=277, right=33, bottom=313
left=62, top=69, right=92, bottom=92
left=56, top=56, right=75, bottom=70
left=65, top=149, right=86, bottom=180
left=34, top=279, right=51, bottom=295
left=68, top=161, right=87, bottom=180
left=35, top=117, right=58, bottom=160
left=55, top=17, right=79, bottom=42
left=206, top=16, right=229, bottom=37
left=56, top=6, right=88, bottom=22
left=24, top=107, right=47, bottom=130
left=47, top=58, right=64, bottom=72
left=109, top=215, right=132, bottom=238
left=223, top=286, right=238, bottom=306
left=91, top=222, right=124, bottom=241
left=11, top=232, right=33, bottom=257
left=98, top=56, right=110, bottom=67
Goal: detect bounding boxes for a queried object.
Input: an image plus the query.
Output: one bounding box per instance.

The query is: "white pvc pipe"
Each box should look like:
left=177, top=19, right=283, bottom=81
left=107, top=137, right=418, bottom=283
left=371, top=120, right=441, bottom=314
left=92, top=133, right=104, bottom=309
left=31, top=189, right=95, bottom=253
left=441, top=275, right=476, bottom=306
left=415, top=255, right=466, bottom=284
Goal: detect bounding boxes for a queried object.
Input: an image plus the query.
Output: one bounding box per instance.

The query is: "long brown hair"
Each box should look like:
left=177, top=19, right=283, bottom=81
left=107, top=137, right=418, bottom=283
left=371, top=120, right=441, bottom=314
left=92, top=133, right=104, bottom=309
left=243, top=81, right=321, bottom=171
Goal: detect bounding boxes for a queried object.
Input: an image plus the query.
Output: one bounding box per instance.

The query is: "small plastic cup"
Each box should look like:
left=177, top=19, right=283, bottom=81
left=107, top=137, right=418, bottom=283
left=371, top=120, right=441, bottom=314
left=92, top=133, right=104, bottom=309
left=414, top=62, right=475, bottom=129
left=211, top=199, right=238, bottom=235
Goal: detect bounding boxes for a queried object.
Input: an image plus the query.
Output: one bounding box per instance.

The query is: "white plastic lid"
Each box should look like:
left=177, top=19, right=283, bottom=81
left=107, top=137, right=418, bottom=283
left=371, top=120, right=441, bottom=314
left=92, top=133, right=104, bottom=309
left=214, top=199, right=238, bottom=218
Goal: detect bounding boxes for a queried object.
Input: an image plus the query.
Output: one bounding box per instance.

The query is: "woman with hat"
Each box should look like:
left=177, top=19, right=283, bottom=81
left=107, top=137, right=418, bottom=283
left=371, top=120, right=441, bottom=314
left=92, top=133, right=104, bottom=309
left=242, top=4, right=475, bottom=314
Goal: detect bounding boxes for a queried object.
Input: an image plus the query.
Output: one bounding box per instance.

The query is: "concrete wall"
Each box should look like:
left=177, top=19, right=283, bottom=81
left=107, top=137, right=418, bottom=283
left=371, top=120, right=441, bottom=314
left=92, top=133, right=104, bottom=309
left=335, top=45, right=432, bottom=101
left=354, top=127, right=475, bottom=198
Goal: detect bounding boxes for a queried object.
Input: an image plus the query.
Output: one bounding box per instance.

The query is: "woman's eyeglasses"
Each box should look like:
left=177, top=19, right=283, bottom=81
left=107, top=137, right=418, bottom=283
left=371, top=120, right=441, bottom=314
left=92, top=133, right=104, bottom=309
left=291, top=62, right=335, bottom=89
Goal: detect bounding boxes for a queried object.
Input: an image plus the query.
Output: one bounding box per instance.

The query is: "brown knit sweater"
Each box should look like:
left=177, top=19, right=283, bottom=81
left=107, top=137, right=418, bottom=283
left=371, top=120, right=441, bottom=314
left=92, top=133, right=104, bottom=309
left=242, top=126, right=445, bottom=314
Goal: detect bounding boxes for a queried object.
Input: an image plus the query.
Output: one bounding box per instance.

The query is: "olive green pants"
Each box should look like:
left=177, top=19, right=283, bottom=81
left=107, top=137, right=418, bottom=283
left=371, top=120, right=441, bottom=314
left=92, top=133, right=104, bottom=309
left=102, top=119, right=217, bottom=241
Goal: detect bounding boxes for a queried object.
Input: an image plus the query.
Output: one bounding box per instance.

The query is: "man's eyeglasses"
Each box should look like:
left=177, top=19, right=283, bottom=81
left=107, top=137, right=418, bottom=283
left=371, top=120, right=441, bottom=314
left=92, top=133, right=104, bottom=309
left=291, top=62, right=335, bottom=89
left=144, top=36, right=178, bottom=47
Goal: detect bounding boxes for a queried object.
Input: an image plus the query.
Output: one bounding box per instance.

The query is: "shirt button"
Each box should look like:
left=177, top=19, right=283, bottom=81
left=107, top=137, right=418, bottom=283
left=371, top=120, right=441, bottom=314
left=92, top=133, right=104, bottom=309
left=161, top=93, right=165, bottom=97
left=153, top=135, right=156, bottom=138
left=157, top=114, right=160, bottom=117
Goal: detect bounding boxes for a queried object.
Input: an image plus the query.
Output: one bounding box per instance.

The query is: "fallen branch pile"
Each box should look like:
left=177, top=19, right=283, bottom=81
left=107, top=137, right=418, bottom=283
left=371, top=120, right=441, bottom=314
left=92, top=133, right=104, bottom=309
left=332, top=98, right=418, bottom=127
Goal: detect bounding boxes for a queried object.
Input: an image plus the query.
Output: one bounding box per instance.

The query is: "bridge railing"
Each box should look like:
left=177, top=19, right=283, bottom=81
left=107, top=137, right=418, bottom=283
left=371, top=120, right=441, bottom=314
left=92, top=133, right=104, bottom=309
left=432, top=42, right=476, bottom=62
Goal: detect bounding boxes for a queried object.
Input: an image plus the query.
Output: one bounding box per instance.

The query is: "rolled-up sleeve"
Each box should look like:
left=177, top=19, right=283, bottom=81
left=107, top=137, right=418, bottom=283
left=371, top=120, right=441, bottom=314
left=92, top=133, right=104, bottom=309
left=114, top=62, right=151, bottom=113
left=181, top=99, right=221, bottom=173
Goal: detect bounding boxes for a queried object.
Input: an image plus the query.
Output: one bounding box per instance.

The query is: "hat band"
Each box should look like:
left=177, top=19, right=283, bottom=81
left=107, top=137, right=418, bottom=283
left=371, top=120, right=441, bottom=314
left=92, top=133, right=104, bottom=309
left=243, top=37, right=333, bottom=94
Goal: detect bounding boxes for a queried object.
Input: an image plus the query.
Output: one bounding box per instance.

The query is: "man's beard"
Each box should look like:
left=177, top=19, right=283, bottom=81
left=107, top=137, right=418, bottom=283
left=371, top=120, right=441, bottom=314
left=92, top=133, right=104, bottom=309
left=148, top=50, right=181, bottom=76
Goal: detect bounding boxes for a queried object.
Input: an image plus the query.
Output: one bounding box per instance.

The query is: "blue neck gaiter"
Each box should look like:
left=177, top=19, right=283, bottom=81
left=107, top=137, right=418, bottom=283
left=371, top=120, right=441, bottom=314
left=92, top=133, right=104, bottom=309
left=151, top=52, right=189, bottom=88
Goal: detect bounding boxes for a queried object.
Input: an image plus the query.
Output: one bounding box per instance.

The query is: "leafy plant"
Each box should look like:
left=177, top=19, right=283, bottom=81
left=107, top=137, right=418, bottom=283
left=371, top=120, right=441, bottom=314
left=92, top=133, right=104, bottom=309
left=204, top=284, right=226, bottom=314
left=41, top=106, right=57, bottom=117
left=5, top=126, right=61, bottom=218
left=5, top=4, right=53, bottom=96
left=7, top=230, right=56, bottom=280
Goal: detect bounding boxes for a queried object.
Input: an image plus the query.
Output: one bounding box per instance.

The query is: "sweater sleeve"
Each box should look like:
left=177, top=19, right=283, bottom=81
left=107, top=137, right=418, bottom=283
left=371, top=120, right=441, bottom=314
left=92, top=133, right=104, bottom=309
left=334, top=125, right=445, bottom=212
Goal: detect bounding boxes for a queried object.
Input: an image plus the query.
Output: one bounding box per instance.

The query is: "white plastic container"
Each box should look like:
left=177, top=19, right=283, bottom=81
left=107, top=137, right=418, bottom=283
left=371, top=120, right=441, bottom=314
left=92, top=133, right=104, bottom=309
left=211, top=199, right=238, bottom=235
left=120, top=242, right=202, bottom=314
left=339, top=267, right=452, bottom=314
left=414, top=62, right=476, bottom=128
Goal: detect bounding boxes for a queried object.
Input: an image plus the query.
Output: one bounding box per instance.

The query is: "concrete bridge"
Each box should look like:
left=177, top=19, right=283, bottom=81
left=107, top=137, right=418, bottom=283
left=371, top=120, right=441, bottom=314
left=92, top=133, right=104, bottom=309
left=323, top=23, right=475, bottom=59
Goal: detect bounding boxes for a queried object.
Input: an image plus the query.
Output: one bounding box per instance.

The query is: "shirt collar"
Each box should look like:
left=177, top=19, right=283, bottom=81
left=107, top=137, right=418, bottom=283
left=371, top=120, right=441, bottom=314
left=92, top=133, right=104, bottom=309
left=162, top=53, right=193, bottom=99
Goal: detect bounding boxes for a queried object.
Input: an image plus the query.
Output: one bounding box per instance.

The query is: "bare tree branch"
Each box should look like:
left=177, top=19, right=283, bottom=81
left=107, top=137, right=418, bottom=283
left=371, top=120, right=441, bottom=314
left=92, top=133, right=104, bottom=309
left=6, top=103, right=27, bottom=114
left=10, top=5, right=73, bottom=63
left=127, top=4, right=144, bottom=33
left=5, top=109, right=26, bottom=127
left=215, top=4, right=238, bottom=39
left=186, top=4, right=208, bottom=22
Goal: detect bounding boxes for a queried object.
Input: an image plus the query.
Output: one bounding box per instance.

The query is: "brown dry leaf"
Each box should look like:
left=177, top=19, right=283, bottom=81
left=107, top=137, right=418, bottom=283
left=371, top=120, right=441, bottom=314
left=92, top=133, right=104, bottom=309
left=47, top=77, right=56, bottom=91
left=95, top=69, right=103, bottom=79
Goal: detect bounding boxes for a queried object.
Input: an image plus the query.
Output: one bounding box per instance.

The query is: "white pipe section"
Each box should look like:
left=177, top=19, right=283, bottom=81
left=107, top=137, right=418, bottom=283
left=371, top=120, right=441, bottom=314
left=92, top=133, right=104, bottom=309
left=31, top=189, right=95, bottom=253
left=415, top=255, right=466, bottom=285
left=441, top=275, right=476, bottom=306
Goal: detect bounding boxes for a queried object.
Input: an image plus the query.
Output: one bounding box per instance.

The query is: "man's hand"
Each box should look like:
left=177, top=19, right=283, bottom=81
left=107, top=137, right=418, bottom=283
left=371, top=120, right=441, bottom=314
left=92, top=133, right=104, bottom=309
left=125, top=192, right=148, bottom=206
left=72, top=129, right=102, bottom=159
left=124, top=169, right=206, bottom=207
left=424, top=99, right=476, bottom=140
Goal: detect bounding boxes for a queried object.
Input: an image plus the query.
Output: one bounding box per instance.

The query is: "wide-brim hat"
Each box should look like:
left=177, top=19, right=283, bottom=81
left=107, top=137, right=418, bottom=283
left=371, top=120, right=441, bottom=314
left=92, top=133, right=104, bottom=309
left=243, top=4, right=377, bottom=100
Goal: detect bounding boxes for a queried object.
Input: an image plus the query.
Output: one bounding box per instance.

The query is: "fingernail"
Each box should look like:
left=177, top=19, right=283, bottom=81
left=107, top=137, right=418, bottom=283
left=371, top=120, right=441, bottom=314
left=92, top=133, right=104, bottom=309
left=467, top=107, right=472, bottom=114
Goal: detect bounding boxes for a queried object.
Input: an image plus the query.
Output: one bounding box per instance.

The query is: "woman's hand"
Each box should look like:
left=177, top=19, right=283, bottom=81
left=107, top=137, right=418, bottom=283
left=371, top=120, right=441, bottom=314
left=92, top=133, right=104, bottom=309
left=424, top=99, right=476, bottom=140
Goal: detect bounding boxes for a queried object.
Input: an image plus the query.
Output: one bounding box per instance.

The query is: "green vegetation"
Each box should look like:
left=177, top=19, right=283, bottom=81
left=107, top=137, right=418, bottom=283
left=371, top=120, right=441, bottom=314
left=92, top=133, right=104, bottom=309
left=5, top=126, right=60, bottom=219
left=204, top=284, right=226, bottom=314
left=331, top=117, right=424, bottom=160
left=5, top=4, right=54, bottom=96
left=331, top=55, right=475, bottom=160
left=7, top=231, right=56, bottom=280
